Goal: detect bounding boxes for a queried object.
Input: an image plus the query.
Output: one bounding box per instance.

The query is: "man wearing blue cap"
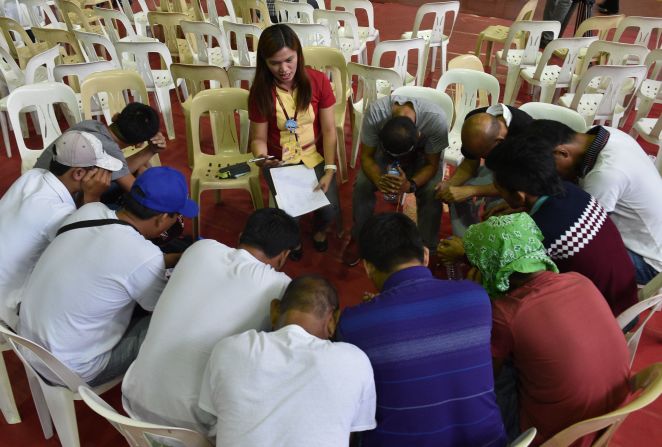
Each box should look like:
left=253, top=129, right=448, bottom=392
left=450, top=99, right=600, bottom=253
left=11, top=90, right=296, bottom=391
left=18, top=167, right=199, bottom=386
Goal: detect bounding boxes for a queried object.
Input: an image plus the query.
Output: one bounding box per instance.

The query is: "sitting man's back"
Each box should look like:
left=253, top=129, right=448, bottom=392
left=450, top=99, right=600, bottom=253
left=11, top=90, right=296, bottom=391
left=338, top=213, right=506, bottom=447
left=122, top=208, right=300, bottom=433
left=199, top=275, right=377, bottom=447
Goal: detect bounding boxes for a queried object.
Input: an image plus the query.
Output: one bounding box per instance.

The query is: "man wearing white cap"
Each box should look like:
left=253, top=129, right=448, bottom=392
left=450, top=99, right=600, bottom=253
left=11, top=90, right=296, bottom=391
left=19, top=166, right=199, bottom=386
left=0, top=130, right=122, bottom=328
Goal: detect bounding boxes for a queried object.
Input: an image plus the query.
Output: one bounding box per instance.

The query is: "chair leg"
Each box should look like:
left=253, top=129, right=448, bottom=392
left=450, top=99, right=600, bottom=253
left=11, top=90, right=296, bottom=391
left=191, top=179, right=201, bottom=240
left=350, top=113, right=362, bottom=169
left=440, top=40, right=448, bottom=75
left=25, top=369, right=53, bottom=439
left=336, top=124, right=348, bottom=184
left=41, top=384, right=80, bottom=447
left=0, top=350, right=20, bottom=424
left=0, top=111, right=11, bottom=158
left=502, top=64, right=521, bottom=105
left=474, top=32, right=484, bottom=60
left=153, top=87, right=176, bottom=140
left=249, top=176, right=264, bottom=209
left=539, top=83, right=556, bottom=104
left=485, top=40, right=494, bottom=71
left=430, top=45, right=438, bottom=74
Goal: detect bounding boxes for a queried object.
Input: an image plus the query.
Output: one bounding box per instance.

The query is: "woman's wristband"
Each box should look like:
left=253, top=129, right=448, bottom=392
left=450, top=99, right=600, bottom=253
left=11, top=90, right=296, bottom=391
left=324, top=164, right=337, bottom=172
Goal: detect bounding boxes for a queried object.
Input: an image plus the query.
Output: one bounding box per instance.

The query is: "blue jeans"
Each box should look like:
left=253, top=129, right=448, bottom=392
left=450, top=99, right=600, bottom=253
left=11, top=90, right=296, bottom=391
left=627, top=249, right=659, bottom=286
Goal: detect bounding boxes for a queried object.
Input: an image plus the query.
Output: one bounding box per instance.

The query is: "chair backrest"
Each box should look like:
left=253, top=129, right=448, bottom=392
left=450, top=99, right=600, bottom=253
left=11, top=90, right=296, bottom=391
left=147, top=10, right=188, bottom=60
left=115, top=40, right=174, bottom=89
left=0, top=46, right=25, bottom=89
left=513, top=0, right=538, bottom=22
left=501, top=20, right=561, bottom=67
left=19, top=0, right=62, bottom=29
left=533, top=36, right=597, bottom=85
left=436, top=68, right=500, bottom=133
left=574, top=14, right=624, bottom=40
left=330, top=0, right=376, bottom=36
left=540, top=363, right=662, bottom=446
left=639, top=271, right=662, bottom=301
left=93, top=7, right=138, bottom=42
left=303, top=46, right=348, bottom=114
left=170, top=62, right=230, bottom=103
left=518, top=102, right=587, bottom=132
left=189, top=87, right=249, bottom=158
left=236, top=0, right=272, bottom=29
left=570, top=64, right=648, bottom=123
left=206, top=0, right=238, bottom=25
left=275, top=0, right=314, bottom=24
left=181, top=20, right=232, bottom=68
left=371, top=38, right=427, bottom=86
left=410, top=1, right=460, bottom=45
left=80, top=69, right=149, bottom=118
left=347, top=62, right=403, bottom=115
left=313, top=9, right=360, bottom=57
left=23, top=44, right=60, bottom=84
left=613, top=16, right=662, bottom=48
left=78, top=386, right=213, bottom=447
left=0, top=322, right=85, bottom=391
left=617, top=294, right=662, bottom=367
left=226, top=64, right=255, bottom=88
left=393, top=85, right=454, bottom=128
left=32, top=26, right=86, bottom=64
left=74, top=30, right=121, bottom=67
left=287, top=23, right=331, bottom=47
left=448, top=54, right=489, bottom=106
left=57, top=0, right=102, bottom=33
left=579, top=40, right=650, bottom=73
left=53, top=59, right=116, bottom=93
left=222, top=20, right=262, bottom=66
left=0, top=16, right=50, bottom=67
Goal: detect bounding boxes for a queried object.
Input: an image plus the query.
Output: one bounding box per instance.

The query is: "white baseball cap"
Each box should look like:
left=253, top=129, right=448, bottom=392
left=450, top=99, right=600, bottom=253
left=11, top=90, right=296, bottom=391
left=54, top=131, right=123, bottom=172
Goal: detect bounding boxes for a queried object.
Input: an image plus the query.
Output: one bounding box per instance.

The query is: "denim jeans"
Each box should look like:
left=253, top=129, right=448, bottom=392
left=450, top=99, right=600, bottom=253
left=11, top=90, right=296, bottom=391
left=626, top=249, right=660, bottom=286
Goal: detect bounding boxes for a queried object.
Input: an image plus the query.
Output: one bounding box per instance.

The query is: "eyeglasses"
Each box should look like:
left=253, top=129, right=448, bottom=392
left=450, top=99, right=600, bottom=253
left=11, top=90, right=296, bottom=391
left=381, top=143, right=416, bottom=159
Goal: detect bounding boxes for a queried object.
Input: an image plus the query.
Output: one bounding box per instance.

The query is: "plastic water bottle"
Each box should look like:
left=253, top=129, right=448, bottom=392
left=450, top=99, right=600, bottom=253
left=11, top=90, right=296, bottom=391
left=445, top=262, right=462, bottom=280
left=383, top=162, right=400, bottom=203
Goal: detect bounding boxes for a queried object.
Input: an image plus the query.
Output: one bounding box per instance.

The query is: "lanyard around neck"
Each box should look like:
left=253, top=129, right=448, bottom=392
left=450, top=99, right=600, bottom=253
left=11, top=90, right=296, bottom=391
left=274, top=87, right=300, bottom=143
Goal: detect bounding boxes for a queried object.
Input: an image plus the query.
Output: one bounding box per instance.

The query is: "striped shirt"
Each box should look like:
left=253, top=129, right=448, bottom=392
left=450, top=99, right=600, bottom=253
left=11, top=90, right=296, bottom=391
left=338, top=266, right=506, bottom=447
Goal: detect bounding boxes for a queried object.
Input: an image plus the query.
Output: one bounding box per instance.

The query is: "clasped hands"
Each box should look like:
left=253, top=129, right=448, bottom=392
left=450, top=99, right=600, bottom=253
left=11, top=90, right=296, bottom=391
left=434, top=181, right=474, bottom=203
left=377, top=166, right=409, bottom=195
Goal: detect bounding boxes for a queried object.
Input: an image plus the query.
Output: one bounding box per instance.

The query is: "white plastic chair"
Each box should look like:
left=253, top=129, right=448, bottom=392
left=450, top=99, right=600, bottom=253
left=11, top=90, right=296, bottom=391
left=314, top=9, right=366, bottom=63
left=120, top=0, right=152, bottom=37
left=115, top=40, right=178, bottom=139
left=6, top=82, right=81, bottom=172
left=222, top=20, right=261, bottom=66
left=394, top=85, right=454, bottom=130
left=0, top=338, right=20, bottom=425
left=330, top=0, right=379, bottom=45
left=0, top=44, right=59, bottom=158
left=617, top=294, right=662, bottom=368
left=558, top=64, right=647, bottom=127
left=371, top=38, right=428, bottom=95
left=181, top=20, right=233, bottom=68
left=227, top=64, right=256, bottom=88
left=74, top=30, right=121, bottom=67
left=206, top=0, right=239, bottom=27
left=574, top=40, right=650, bottom=80
left=436, top=68, right=500, bottom=169
left=518, top=102, right=587, bottom=132
left=631, top=114, right=662, bottom=175
left=235, top=0, right=272, bottom=29
left=54, top=60, right=116, bottom=119
left=347, top=62, right=402, bottom=168
left=78, top=386, right=213, bottom=447
left=640, top=272, right=662, bottom=301
left=631, top=49, right=661, bottom=125
left=401, top=1, right=460, bottom=75
left=0, top=322, right=122, bottom=447
left=275, top=0, right=314, bottom=24
left=93, top=7, right=141, bottom=43
left=287, top=23, right=331, bottom=47
left=509, top=427, right=537, bottom=447
left=492, top=20, right=561, bottom=105
left=613, top=16, right=662, bottom=50
left=517, top=36, right=597, bottom=104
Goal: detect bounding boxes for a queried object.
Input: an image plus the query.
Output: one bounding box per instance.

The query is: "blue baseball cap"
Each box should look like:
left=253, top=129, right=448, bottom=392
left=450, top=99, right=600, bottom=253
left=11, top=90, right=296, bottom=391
left=129, top=167, right=199, bottom=218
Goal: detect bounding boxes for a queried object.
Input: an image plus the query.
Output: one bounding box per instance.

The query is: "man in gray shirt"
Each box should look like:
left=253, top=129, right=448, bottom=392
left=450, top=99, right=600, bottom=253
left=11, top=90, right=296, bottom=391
left=343, top=95, right=448, bottom=266
left=34, top=103, right=166, bottom=194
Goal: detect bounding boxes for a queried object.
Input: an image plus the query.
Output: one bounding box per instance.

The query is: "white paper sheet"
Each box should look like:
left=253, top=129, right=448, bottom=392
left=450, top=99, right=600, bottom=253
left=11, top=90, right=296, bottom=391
left=270, top=165, right=330, bottom=217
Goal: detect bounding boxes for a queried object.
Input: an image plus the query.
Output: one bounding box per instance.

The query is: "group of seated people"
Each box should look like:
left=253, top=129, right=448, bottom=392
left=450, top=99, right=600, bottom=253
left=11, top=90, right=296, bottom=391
left=1, top=22, right=661, bottom=447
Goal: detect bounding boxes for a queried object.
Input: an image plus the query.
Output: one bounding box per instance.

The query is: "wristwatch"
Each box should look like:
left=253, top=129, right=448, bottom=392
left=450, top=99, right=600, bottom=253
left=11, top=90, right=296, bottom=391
left=407, top=178, right=417, bottom=194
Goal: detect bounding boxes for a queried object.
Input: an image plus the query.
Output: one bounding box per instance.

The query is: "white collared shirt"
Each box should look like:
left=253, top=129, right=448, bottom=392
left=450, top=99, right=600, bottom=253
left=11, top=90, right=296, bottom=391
left=0, top=169, right=76, bottom=328
left=485, top=103, right=513, bottom=127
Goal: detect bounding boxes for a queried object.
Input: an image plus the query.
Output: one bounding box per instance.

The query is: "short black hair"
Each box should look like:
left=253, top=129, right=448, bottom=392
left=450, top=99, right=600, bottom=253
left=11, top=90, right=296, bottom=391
left=378, top=116, right=418, bottom=156
left=522, top=119, right=578, bottom=148
left=359, top=212, right=425, bottom=273
left=122, top=188, right=175, bottom=220
left=114, top=103, right=160, bottom=144
left=279, top=275, right=339, bottom=319
left=486, top=134, right=566, bottom=197
left=49, top=158, right=72, bottom=176
left=239, top=208, right=300, bottom=258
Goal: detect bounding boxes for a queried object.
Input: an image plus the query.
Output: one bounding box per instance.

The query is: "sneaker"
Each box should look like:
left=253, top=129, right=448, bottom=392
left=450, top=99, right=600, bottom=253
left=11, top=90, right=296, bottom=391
left=342, top=238, right=360, bottom=267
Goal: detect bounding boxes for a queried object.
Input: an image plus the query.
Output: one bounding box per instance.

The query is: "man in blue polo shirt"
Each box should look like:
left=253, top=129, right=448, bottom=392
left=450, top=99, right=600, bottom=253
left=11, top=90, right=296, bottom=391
left=337, top=212, right=506, bottom=447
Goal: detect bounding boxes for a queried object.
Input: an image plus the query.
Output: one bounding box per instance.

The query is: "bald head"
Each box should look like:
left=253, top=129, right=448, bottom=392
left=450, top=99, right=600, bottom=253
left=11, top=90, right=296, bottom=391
left=461, top=113, right=506, bottom=159
left=279, top=275, right=339, bottom=320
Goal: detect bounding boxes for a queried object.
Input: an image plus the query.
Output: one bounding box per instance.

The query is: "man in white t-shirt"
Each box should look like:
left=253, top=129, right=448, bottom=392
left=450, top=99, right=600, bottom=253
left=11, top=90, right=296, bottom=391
left=121, top=208, right=300, bottom=434
left=0, top=131, right=121, bottom=328
left=520, top=120, right=662, bottom=284
left=199, top=275, right=377, bottom=447
left=18, top=166, right=199, bottom=385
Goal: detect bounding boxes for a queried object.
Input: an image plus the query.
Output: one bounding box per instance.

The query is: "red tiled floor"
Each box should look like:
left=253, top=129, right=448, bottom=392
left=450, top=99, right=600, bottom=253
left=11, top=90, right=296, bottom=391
left=1, top=1, right=661, bottom=445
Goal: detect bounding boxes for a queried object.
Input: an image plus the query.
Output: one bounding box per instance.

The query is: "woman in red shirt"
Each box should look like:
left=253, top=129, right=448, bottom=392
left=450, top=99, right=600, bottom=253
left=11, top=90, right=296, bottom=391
left=248, top=24, right=339, bottom=259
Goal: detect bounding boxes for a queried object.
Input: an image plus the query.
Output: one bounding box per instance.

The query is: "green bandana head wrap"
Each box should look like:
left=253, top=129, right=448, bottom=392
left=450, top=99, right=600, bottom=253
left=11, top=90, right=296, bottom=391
left=464, top=213, right=559, bottom=297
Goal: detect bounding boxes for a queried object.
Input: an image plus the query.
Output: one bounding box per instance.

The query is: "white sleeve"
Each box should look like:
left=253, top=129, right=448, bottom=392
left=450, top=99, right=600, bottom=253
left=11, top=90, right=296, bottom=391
left=581, top=168, right=626, bottom=213
left=126, top=253, right=167, bottom=311
left=350, top=354, right=377, bottom=432
left=198, top=350, right=219, bottom=438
